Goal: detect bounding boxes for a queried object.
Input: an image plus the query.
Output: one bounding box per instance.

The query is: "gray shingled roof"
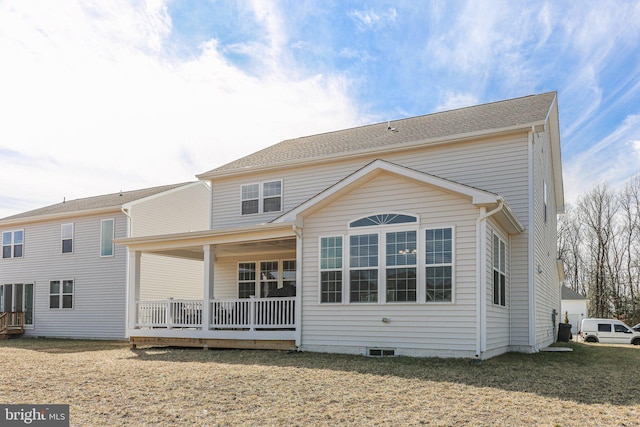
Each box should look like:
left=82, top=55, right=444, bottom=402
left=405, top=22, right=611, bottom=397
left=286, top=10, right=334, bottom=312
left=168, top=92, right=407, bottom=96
left=0, top=182, right=194, bottom=223
left=561, top=285, right=587, bottom=300
left=201, top=92, right=556, bottom=176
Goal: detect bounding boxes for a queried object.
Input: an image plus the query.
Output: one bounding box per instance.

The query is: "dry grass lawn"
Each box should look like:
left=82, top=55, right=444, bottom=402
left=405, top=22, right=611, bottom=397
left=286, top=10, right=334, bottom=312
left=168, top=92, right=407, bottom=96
left=0, top=339, right=639, bottom=426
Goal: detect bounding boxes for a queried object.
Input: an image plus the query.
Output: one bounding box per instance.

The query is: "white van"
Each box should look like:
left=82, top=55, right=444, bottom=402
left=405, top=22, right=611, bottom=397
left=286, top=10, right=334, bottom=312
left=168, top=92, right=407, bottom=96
left=579, top=318, right=640, bottom=345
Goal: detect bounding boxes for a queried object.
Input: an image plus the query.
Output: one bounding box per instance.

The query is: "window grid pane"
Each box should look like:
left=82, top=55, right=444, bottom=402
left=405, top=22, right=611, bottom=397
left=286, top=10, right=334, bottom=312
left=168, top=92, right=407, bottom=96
left=386, top=267, right=417, bottom=302
left=426, top=266, right=452, bottom=302
left=386, top=231, right=417, bottom=266
left=321, top=237, right=342, bottom=269
left=263, top=181, right=281, bottom=197
left=321, top=271, right=342, bottom=303
left=349, top=269, right=378, bottom=303
left=238, top=263, right=256, bottom=298
left=426, top=228, right=452, bottom=265
left=263, top=196, right=281, bottom=212
left=350, top=234, right=378, bottom=268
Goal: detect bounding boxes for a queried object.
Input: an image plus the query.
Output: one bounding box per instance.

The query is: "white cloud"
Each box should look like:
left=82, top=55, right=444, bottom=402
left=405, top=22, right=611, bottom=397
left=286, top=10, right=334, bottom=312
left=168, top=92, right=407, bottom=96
left=0, top=0, right=361, bottom=218
left=349, top=7, right=397, bottom=31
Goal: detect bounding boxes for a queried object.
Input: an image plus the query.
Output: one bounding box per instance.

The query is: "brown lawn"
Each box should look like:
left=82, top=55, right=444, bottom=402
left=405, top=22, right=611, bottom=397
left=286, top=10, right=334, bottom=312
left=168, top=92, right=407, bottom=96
left=0, top=339, right=638, bottom=426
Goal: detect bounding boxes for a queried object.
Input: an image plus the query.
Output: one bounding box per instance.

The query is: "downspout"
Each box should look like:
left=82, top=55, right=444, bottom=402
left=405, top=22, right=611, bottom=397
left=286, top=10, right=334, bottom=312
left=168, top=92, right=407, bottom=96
left=475, top=198, right=505, bottom=359
left=121, top=206, right=133, bottom=237
left=121, top=206, right=133, bottom=335
left=528, top=128, right=537, bottom=350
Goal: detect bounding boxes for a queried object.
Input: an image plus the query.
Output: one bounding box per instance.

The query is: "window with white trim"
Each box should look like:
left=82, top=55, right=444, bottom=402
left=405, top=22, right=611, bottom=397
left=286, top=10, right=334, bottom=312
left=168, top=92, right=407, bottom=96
left=493, top=233, right=507, bottom=306
left=50, top=279, right=74, bottom=309
left=349, top=234, right=379, bottom=303
left=2, top=230, right=23, bottom=259
left=386, top=230, right=417, bottom=302
left=425, top=228, right=453, bottom=302
left=320, top=236, right=343, bottom=303
left=101, top=219, right=114, bottom=257
left=237, top=260, right=296, bottom=298
left=61, top=223, right=74, bottom=254
left=241, top=180, right=282, bottom=215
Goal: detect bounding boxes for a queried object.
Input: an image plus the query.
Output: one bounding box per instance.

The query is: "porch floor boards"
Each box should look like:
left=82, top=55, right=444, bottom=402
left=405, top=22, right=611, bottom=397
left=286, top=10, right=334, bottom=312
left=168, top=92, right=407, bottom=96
left=129, top=336, right=296, bottom=351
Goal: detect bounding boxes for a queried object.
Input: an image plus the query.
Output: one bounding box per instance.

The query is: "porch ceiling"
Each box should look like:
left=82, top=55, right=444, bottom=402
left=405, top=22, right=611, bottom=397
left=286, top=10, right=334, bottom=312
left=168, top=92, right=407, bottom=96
left=147, top=238, right=296, bottom=261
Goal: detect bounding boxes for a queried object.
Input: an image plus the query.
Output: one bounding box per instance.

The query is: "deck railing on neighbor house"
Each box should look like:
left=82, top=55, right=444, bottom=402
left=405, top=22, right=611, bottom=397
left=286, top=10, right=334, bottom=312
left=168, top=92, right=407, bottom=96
left=136, top=297, right=295, bottom=330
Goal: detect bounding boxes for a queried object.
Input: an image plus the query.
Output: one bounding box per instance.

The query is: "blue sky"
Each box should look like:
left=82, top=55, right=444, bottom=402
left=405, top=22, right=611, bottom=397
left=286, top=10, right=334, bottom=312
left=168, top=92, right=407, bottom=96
left=1, top=0, right=639, bottom=218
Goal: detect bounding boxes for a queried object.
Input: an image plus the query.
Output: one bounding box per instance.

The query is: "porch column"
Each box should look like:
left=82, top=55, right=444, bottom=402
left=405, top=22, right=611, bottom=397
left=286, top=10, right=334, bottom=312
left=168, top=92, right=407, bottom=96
left=127, top=250, right=141, bottom=332
left=202, top=244, right=215, bottom=330
left=295, top=226, right=303, bottom=348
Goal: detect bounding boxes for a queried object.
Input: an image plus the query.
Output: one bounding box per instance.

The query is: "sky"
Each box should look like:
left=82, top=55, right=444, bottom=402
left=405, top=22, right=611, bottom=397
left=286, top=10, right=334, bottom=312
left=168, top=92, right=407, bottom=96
left=1, top=0, right=639, bottom=219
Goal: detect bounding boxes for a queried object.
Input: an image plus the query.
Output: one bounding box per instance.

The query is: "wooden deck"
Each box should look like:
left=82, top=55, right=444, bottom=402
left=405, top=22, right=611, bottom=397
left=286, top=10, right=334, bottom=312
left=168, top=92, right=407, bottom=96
left=129, top=336, right=296, bottom=351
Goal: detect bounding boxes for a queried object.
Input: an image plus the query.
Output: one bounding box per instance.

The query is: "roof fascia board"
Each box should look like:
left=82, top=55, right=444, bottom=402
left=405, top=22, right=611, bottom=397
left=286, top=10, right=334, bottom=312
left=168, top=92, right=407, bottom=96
left=0, top=206, right=123, bottom=227
left=198, top=123, right=543, bottom=180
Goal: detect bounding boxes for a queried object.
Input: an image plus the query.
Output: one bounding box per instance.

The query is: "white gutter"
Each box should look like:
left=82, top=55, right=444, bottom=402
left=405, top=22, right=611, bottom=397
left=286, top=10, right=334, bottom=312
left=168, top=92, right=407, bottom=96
left=528, top=128, right=537, bottom=349
left=475, top=198, right=505, bottom=359
left=121, top=206, right=133, bottom=237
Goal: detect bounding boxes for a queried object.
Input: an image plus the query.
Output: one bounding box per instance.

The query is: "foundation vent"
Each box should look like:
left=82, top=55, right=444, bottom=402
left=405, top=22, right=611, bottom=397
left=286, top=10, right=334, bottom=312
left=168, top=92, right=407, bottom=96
left=368, top=348, right=396, bottom=357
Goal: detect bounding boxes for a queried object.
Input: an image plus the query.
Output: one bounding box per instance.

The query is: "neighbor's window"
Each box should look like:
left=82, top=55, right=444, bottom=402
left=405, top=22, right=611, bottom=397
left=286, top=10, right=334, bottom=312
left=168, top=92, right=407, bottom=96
left=349, top=234, right=378, bottom=303
left=61, top=223, right=74, bottom=254
left=493, top=233, right=507, bottom=306
left=241, top=180, right=282, bottom=215
left=425, top=228, right=453, bottom=302
left=101, top=219, right=114, bottom=257
left=386, top=231, right=417, bottom=302
left=50, top=279, right=74, bottom=309
left=320, top=236, right=343, bottom=303
left=2, top=230, right=24, bottom=259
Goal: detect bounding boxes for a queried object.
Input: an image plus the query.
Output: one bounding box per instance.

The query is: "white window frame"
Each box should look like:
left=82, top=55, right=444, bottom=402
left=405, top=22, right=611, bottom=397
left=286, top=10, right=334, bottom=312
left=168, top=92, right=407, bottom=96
left=49, top=279, right=74, bottom=310
left=100, top=219, right=115, bottom=257
left=424, top=226, right=455, bottom=304
left=2, top=230, right=24, bottom=259
left=237, top=259, right=296, bottom=298
left=240, top=179, right=283, bottom=215
left=493, top=232, right=507, bottom=307
left=319, top=235, right=344, bottom=304
left=61, top=223, right=74, bottom=254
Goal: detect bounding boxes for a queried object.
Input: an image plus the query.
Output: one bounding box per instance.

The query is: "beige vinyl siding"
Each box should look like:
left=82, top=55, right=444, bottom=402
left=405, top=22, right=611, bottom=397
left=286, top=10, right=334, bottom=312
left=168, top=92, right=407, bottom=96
left=1, top=212, right=128, bottom=339
left=485, top=220, right=510, bottom=352
left=129, top=182, right=210, bottom=237
left=131, top=183, right=210, bottom=301
left=299, top=171, right=479, bottom=357
left=532, top=128, right=562, bottom=348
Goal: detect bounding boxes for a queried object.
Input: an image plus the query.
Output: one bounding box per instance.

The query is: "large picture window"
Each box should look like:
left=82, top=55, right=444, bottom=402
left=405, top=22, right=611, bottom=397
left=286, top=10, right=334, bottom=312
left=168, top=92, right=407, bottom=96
left=493, top=234, right=507, bottom=306
left=425, top=228, right=453, bottom=302
left=241, top=180, right=282, bottom=215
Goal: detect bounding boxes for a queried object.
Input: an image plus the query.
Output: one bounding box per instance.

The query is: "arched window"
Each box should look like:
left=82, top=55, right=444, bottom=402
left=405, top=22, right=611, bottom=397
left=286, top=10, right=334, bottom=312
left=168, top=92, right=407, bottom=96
left=349, top=213, right=417, bottom=228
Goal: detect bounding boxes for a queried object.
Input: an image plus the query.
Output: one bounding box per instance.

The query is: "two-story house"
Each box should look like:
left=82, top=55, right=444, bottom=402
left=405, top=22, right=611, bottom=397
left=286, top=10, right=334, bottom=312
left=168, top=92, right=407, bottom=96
left=0, top=182, right=210, bottom=339
left=117, top=92, right=564, bottom=359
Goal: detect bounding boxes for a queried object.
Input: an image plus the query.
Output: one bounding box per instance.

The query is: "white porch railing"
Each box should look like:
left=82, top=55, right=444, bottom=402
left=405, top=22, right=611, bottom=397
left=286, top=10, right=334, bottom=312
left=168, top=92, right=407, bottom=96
left=136, top=299, right=203, bottom=329
left=136, top=297, right=295, bottom=330
left=211, top=297, right=295, bottom=330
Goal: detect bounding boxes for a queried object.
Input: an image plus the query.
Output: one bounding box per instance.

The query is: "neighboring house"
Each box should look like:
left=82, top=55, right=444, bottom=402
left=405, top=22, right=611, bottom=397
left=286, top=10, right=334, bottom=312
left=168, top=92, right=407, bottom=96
left=0, top=182, right=210, bottom=339
left=561, top=285, right=588, bottom=335
left=118, top=92, right=564, bottom=359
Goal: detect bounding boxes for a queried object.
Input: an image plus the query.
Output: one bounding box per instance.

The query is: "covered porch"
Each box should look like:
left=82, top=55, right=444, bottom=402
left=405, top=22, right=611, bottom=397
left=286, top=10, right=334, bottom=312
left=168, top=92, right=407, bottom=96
left=116, top=222, right=300, bottom=350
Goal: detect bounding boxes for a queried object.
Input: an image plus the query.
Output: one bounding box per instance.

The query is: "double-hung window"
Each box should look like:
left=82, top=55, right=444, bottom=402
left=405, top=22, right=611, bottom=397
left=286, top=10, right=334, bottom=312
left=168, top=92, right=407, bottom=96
left=320, top=237, right=343, bottom=303
left=237, top=260, right=296, bottom=298
left=349, top=234, right=379, bottom=303
left=493, top=233, right=507, bottom=306
left=425, top=228, right=453, bottom=302
left=386, top=231, right=417, bottom=302
left=50, top=279, right=74, bottom=309
left=241, top=180, right=282, bottom=215
left=61, top=223, right=74, bottom=254
left=2, top=230, right=23, bottom=259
